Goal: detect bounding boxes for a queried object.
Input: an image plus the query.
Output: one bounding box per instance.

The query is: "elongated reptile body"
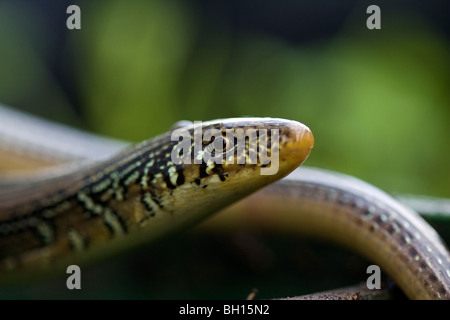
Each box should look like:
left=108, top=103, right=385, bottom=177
left=206, top=167, right=450, bottom=299
left=0, top=104, right=449, bottom=299
left=0, top=115, right=313, bottom=278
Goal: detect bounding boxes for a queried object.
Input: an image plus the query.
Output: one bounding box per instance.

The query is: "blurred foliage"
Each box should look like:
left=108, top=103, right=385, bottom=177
left=0, top=0, right=449, bottom=299
left=0, top=1, right=78, bottom=124
left=74, top=0, right=196, bottom=137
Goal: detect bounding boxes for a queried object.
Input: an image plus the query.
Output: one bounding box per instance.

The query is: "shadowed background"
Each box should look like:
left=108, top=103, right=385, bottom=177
left=0, top=0, right=448, bottom=299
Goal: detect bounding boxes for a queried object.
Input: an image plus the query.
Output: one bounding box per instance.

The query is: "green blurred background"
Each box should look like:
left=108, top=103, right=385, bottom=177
left=0, top=0, right=449, bottom=299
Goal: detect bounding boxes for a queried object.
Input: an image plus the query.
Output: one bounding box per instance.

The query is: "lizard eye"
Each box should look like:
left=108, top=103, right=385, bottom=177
left=204, top=135, right=234, bottom=157
left=213, top=136, right=231, bottom=152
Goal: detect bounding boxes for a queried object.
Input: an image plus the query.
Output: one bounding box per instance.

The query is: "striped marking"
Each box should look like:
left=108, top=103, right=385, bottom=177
left=77, top=190, right=128, bottom=236
left=91, top=178, right=112, bottom=194
left=141, top=192, right=159, bottom=217
left=124, top=171, right=140, bottom=186
left=122, top=161, right=141, bottom=176
left=103, top=208, right=127, bottom=235
left=77, top=191, right=103, bottom=215
left=141, top=175, right=150, bottom=189
left=67, top=228, right=86, bottom=252
left=205, top=160, right=216, bottom=176
left=35, top=220, right=54, bottom=245
left=168, top=166, right=179, bottom=188
left=110, top=172, right=124, bottom=201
